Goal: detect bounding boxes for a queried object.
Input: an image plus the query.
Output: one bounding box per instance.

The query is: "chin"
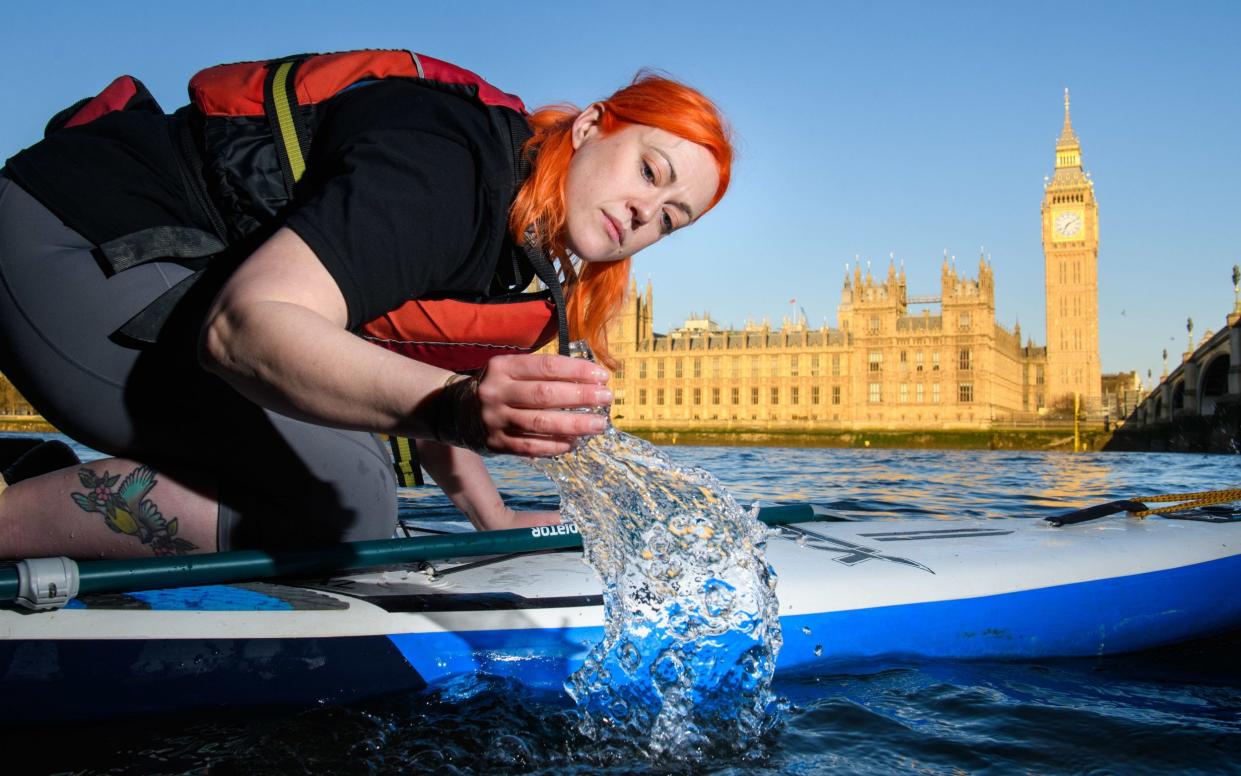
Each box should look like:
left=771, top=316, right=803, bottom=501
left=564, top=235, right=617, bottom=263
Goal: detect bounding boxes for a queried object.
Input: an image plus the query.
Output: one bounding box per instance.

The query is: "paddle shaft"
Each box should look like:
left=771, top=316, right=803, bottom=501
left=0, top=504, right=821, bottom=603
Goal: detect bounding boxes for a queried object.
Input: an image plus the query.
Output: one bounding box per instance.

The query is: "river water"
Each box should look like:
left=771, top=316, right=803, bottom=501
left=6, top=435, right=1241, bottom=774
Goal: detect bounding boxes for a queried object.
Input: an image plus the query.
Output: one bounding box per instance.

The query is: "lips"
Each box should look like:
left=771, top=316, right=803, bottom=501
left=602, top=212, right=622, bottom=246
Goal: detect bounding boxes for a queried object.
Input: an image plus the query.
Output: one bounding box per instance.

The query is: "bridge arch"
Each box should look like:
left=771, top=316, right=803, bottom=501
left=1172, top=379, right=1185, bottom=412
left=1199, top=353, right=1230, bottom=415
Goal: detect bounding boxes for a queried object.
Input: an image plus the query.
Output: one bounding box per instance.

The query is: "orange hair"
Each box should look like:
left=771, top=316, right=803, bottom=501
left=508, top=73, right=733, bottom=368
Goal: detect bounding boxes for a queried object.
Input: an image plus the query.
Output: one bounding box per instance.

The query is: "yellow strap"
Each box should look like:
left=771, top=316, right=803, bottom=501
left=387, top=435, right=423, bottom=488
left=1128, top=488, right=1241, bottom=517
left=270, top=60, right=306, bottom=183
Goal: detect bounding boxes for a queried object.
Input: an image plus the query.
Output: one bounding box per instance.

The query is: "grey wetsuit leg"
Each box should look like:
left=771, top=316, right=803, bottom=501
left=0, top=174, right=396, bottom=550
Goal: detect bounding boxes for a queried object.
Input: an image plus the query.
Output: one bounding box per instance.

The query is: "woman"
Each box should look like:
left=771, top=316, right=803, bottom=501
left=0, top=50, right=731, bottom=559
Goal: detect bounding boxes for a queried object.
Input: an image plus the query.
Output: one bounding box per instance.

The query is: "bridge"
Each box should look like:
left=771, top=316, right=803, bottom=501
left=1110, top=309, right=1241, bottom=452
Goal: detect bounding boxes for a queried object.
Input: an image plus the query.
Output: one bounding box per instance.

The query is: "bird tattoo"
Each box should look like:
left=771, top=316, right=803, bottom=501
left=72, top=465, right=197, bottom=556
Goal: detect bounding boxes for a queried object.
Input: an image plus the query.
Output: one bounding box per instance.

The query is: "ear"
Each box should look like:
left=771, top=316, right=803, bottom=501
left=570, top=103, right=605, bottom=150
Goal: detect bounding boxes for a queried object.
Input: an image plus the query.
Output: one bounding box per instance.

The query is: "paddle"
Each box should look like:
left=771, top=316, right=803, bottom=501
left=1, top=503, right=836, bottom=609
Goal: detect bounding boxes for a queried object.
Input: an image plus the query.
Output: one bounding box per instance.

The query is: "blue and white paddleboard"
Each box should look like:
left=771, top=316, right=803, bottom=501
left=2, top=514, right=1239, bottom=724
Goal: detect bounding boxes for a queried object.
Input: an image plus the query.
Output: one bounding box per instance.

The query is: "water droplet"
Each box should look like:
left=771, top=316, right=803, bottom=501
left=801, top=626, right=812, bottom=636
left=814, top=644, right=823, bottom=656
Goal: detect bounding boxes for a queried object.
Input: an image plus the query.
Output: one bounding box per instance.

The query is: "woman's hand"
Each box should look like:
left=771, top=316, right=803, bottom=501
left=472, top=354, right=612, bottom=457
left=476, top=508, right=563, bottom=532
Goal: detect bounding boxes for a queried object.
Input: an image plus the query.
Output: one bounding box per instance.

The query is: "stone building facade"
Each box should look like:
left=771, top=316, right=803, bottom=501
left=607, top=93, right=1106, bottom=431
left=609, top=255, right=1047, bottom=430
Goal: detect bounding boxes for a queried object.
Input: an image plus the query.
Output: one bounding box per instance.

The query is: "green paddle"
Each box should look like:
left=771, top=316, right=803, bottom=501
left=1, top=503, right=835, bottom=609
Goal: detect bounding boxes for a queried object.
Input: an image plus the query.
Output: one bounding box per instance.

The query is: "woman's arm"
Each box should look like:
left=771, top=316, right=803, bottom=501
left=416, top=440, right=560, bottom=530
left=199, top=227, right=611, bottom=456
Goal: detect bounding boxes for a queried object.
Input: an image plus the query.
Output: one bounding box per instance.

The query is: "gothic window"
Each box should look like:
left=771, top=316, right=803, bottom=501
left=932, top=351, right=940, bottom=371
left=770, top=387, right=779, bottom=404
left=791, top=386, right=800, bottom=404
left=751, top=387, right=759, bottom=405
left=868, top=351, right=883, bottom=373
left=932, top=383, right=941, bottom=403
left=915, top=350, right=924, bottom=371
left=711, top=387, right=720, bottom=405
left=916, top=383, right=925, bottom=403
left=868, top=382, right=882, bottom=403
left=693, top=387, right=701, bottom=404
left=657, top=388, right=665, bottom=405
left=790, top=355, right=799, bottom=377
left=958, top=312, right=971, bottom=331
left=958, top=383, right=973, bottom=403
left=656, top=359, right=665, bottom=379
left=868, top=316, right=881, bottom=334
left=812, top=386, right=821, bottom=404
left=693, top=358, right=702, bottom=378
left=675, top=359, right=683, bottom=378
left=810, top=355, right=820, bottom=376
left=832, top=385, right=841, bottom=405
left=639, top=360, right=647, bottom=379
left=832, top=354, right=842, bottom=376
left=675, top=388, right=683, bottom=405
left=899, top=384, right=908, bottom=403
left=750, top=356, right=760, bottom=377
left=731, top=387, right=739, bottom=404
left=958, top=347, right=972, bottom=371
left=639, top=388, right=647, bottom=404
left=730, top=357, right=739, bottom=377
left=711, top=357, right=721, bottom=378
left=769, top=355, right=779, bottom=376
left=615, top=361, right=625, bottom=379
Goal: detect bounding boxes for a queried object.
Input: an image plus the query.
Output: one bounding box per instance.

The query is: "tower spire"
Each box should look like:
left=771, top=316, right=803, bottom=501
left=1055, top=87, right=1081, bottom=169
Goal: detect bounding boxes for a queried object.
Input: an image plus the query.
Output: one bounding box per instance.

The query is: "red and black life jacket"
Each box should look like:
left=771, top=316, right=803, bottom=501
left=50, top=50, right=568, bottom=369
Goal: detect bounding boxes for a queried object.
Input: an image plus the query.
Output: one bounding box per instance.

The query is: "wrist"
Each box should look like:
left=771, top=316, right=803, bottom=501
left=429, top=373, right=491, bottom=455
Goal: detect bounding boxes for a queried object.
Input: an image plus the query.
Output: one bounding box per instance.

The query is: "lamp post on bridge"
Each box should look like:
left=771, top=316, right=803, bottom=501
left=1187, top=317, right=1194, bottom=355
left=1233, top=265, right=1240, bottom=314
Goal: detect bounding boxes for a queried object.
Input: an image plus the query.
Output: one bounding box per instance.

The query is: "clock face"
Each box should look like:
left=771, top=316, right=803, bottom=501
left=1054, top=210, right=1083, bottom=238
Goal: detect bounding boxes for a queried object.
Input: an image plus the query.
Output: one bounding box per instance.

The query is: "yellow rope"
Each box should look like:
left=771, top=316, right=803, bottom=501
left=1127, top=488, right=1241, bottom=517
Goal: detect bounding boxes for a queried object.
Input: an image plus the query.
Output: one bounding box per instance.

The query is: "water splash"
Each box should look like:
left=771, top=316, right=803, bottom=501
left=531, top=348, right=782, bottom=757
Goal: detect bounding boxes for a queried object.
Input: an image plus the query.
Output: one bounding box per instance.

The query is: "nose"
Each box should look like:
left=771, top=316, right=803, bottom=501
left=629, top=196, right=659, bottom=228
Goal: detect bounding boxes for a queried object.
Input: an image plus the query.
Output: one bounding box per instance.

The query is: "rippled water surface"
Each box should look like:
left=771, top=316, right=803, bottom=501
left=6, top=434, right=1241, bottom=774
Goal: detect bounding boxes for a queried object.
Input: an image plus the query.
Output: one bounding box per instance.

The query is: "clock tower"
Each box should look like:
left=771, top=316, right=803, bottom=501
left=1042, top=89, right=1102, bottom=411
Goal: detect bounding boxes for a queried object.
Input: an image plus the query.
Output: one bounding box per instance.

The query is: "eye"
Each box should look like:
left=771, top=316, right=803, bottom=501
left=641, top=160, right=656, bottom=184
left=660, top=210, right=674, bottom=235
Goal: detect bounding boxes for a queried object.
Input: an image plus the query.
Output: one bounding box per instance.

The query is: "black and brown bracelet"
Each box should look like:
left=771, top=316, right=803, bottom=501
left=429, top=373, right=492, bottom=455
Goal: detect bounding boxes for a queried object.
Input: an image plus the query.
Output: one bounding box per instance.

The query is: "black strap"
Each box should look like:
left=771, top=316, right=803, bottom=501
left=1044, top=500, right=1149, bottom=527
left=523, top=230, right=570, bottom=357
left=97, top=227, right=225, bottom=275
left=113, top=269, right=207, bottom=344
left=171, top=108, right=229, bottom=243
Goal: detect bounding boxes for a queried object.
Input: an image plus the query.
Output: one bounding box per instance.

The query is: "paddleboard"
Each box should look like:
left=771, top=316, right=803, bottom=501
left=2, top=514, right=1238, bottom=724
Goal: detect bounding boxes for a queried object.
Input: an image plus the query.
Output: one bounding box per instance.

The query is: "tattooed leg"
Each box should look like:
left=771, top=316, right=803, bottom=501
left=0, top=459, right=218, bottom=559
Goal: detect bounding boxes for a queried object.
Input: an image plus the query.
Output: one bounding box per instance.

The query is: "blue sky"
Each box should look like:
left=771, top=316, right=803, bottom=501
left=2, top=1, right=1237, bottom=383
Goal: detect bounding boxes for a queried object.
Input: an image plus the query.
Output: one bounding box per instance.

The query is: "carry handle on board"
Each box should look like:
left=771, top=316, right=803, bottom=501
left=0, top=504, right=837, bottom=610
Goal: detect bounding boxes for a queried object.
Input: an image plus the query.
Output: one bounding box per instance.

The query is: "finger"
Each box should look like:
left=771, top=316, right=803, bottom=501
left=499, top=407, right=608, bottom=439
left=490, top=354, right=610, bottom=384
left=490, top=381, right=613, bottom=411
left=494, top=434, right=575, bottom=458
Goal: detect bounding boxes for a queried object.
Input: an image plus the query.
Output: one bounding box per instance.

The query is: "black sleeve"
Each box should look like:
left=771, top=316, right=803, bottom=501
left=284, top=126, right=489, bottom=330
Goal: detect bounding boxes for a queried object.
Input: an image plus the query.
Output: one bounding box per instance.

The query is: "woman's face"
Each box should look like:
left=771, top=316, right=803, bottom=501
left=563, top=105, right=720, bottom=262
